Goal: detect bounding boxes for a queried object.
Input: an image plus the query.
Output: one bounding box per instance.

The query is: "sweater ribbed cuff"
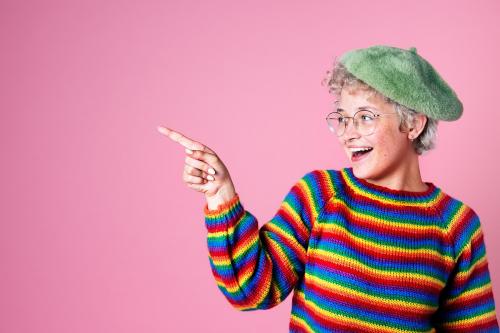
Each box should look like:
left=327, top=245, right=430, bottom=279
left=204, top=193, right=244, bottom=231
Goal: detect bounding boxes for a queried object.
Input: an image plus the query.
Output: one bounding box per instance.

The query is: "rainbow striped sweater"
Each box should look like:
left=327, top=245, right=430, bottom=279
left=204, top=167, right=499, bottom=332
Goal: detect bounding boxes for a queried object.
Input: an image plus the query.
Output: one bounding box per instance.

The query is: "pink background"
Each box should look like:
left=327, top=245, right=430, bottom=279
left=1, top=0, right=499, bottom=332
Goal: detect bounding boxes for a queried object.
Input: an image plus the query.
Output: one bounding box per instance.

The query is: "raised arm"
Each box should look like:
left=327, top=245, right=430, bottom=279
left=204, top=170, right=331, bottom=311
left=158, top=125, right=332, bottom=311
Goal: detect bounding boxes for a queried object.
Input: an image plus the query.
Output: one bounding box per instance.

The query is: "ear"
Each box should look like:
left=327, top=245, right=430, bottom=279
left=408, top=114, right=427, bottom=140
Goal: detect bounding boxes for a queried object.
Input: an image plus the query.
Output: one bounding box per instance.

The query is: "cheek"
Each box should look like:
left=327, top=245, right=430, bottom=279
left=370, top=129, right=404, bottom=158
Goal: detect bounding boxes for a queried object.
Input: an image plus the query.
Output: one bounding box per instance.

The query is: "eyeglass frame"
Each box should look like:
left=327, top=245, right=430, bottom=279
left=325, top=109, right=401, bottom=137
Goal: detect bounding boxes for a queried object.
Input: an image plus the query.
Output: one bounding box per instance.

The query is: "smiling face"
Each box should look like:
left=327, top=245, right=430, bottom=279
left=336, top=86, right=416, bottom=183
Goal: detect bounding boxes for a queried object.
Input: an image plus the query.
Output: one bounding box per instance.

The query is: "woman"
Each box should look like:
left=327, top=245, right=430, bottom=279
left=158, top=45, right=499, bottom=332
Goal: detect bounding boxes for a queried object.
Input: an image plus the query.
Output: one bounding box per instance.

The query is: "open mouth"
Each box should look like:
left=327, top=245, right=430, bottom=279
left=351, top=147, right=373, bottom=161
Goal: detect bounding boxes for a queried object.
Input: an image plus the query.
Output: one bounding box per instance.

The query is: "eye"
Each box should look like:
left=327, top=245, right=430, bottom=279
left=338, top=116, right=347, bottom=124
left=357, top=110, right=376, bottom=122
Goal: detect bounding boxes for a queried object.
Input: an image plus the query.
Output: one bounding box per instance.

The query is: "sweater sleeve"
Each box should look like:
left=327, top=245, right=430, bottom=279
left=203, top=171, right=327, bottom=311
left=433, top=204, right=499, bottom=332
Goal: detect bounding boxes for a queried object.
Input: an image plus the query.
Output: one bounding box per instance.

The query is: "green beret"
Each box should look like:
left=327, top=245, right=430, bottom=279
left=338, top=45, right=463, bottom=121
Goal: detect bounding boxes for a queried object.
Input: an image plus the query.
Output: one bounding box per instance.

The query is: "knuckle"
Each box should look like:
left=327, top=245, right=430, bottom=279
left=208, top=153, right=219, bottom=163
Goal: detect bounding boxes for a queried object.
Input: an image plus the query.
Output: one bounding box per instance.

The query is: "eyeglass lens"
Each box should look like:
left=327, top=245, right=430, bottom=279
left=327, top=110, right=377, bottom=136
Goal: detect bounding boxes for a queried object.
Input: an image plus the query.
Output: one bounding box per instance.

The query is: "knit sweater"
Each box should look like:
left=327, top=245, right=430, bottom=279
left=204, top=167, right=499, bottom=332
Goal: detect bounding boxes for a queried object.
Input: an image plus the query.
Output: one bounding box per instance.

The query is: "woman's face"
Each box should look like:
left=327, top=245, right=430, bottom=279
left=336, top=86, right=414, bottom=182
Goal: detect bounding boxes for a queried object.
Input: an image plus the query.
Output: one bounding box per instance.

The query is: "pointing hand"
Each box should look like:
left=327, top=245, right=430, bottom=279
left=158, top=126, right=236, bottom=205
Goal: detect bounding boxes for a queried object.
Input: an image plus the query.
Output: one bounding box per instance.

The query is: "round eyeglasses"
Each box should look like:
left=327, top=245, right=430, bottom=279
left=325, top=109, right=400, bottom=136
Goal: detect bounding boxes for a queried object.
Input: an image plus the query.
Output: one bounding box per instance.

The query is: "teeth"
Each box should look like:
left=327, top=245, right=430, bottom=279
left=349, top=147, right=372, bottom=153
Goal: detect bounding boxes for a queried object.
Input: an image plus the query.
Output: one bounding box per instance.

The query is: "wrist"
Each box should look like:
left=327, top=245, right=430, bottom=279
left=206, top=186, right=237, bottom=210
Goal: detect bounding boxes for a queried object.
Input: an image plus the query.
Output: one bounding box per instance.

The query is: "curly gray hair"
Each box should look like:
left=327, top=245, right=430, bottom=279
left=322, top=60, right=438, bottom=155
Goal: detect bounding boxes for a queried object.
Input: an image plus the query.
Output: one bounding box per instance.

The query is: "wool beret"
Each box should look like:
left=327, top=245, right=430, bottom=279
left=338, top=45, right=463, bottom=121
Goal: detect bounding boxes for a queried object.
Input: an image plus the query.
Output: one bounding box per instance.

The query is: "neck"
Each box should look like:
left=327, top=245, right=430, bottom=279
left=364, top=150, right=428, bottom=192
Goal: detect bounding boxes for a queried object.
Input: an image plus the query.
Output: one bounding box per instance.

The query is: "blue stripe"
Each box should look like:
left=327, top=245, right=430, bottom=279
left=311, top=265, right=438, bottom=304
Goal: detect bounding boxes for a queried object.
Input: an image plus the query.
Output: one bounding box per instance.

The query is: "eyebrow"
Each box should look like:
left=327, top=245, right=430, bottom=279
left=335, top=105, right=379, bottom=113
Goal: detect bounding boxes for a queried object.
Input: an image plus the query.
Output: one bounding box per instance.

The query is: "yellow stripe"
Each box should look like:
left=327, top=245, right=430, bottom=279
left=290, top=313, right=314, bottom=333
left=282, top=201, right=302, bottom=223
left=228, top=254, right=273, bottom=306
left=313, top=170, right=336, bottom=215
left=207, top=231, right=226, bottom=239
left=441, top=309, right=497, bottom=328
left=232, top=232, right=258, bottom=261
left=265, top=236, right=297, bottom=276
left=215, top=270, right=272, bottom=308
left=298, top=177, right=318, bottom=218
left=447, top=204, right=468, bottom=235
left=446, top=270, right=492, bottom=305
left=231, top=235, right=295, bottom=287
left=318, top=169, right=336, bottom=205
left=309, top=248, right=446, bottom=287
left=210, top=256, right=231, bottom=266
left=215, top=276, right=242, bottom=293
left=264, top=222, right=306, bottom=256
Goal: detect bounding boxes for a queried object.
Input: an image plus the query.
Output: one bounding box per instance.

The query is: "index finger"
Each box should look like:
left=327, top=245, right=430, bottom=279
left=157, top=126, right=214, bottom=153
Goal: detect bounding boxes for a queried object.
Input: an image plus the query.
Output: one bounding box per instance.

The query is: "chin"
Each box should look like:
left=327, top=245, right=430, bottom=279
left=351, top=159, right=384, bottom=181
left=352, top=165, right=371, bottom=179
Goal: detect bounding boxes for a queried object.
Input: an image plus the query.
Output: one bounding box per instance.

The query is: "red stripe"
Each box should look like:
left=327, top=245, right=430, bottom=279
left=307, top=280, right=436, bottom=321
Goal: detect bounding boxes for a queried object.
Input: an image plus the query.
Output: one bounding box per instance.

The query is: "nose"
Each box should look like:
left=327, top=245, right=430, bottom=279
left=341, top=117, right=361, bottom=140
